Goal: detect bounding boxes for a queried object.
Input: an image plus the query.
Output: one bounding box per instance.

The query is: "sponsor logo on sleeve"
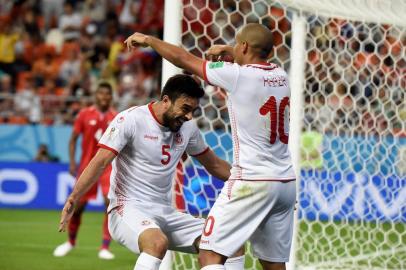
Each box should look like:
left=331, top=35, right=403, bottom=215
left=208, top=62, right=224, bottom=69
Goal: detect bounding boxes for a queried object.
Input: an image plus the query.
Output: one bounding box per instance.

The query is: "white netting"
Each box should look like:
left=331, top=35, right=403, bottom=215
left=171, top=0, right=406, bottom=269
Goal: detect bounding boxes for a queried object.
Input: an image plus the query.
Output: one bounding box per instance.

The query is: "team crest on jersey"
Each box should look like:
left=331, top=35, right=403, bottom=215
left=174, top=132, right=183, bottom=145
left=106, top=126, right=118, bottom=140
left=89, top=119, right=97, bottom=126
left=117, top=116, right=124, bottom=123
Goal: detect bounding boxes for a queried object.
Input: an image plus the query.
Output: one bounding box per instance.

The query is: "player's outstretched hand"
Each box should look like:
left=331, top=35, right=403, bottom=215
left=58, top=196, right=76, bottom=232
left=207, top=45, right=234, bottom=62
left=124, top=32, right=149, bottom=50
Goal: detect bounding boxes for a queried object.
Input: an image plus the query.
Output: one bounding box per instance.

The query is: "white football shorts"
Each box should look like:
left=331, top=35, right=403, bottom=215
left=199, top=179, right=296, bottom=262
left=108, top=201, right=205, bottom=254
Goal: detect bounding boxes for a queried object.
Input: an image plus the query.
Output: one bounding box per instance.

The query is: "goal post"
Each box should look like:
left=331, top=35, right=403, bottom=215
left=162, top=0, right=182, bottom=85
left=163, top=0, right=406, bottom=269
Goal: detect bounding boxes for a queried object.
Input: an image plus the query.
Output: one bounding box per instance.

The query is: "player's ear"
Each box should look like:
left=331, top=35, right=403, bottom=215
left=162, top=95, right=171, bottom=109
left=242, top=42, right=248, bottom=54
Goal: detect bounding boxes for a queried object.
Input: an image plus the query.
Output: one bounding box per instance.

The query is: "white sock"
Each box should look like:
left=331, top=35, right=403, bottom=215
left=224, top=255, right=245, bottom=270
left=201, top=265, right=226, bottom=270
left=134, top=252, right=162, bottom=270
left=158, top=251, right=172, bottom=270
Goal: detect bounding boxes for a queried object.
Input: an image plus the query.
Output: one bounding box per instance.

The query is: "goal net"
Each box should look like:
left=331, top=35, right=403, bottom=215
left=165, top=0, right=406, bottom=269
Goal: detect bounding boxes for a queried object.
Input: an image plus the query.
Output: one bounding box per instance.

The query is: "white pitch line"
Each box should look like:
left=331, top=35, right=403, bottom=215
left=0, top=242, right=99, bottom=251
left=308, top=245, right=406, bottom=269
left=0, top=221, right=56, bottom=226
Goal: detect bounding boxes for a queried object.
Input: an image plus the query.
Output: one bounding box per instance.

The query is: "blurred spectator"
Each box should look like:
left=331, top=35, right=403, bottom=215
left=32, top=50, right=60, bottom=86
left=59, top=1, right=82, bottom=41
left=119, top=0, right=140, bottom=31
left=34, top=144, right=59, bottom=162
left=0, top=73, right=14, bottom=121
left=41, top=0, right=64, bottom=30
left=0, top=17, right=20, bottom=85
left=82, top=0, right=106, bottom=29
left=59, top=47, right=81, bottom=86
left=0, top=1, right=13, bottom=17
left=14, top=76, right=42, bottom=124
left=119, top=0, right=163, bottom=36
left=22, top=8, right=41, bottom=39
left=0, top=73, right=13, bottom=93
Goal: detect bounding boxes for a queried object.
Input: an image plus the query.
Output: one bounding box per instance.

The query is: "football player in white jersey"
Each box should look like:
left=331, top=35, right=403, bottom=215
left=59, top=74, right=245, bottom=270
left=124, top=23, right=296, bottom=270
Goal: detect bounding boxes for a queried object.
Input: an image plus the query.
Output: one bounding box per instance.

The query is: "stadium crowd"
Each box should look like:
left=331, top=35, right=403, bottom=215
left=0, top=0, right=404, bottom=136
left=0, top=0, right=163, bottom=124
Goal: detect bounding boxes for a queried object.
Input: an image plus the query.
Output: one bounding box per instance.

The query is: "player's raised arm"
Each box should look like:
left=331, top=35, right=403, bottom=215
left=124, top=33, right=205, bottom=79
left=125, top=33, right=240, bottom=92
left=207, top=44, right=234, bottom=62
left=194, top=149, right=231, bottom=181
left=58, top=148, right=116, bottom=232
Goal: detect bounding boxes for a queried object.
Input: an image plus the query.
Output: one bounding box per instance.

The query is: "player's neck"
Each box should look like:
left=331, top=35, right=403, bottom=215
left=151, top=101, right=165, bottom=125
left=242, top=55, right=269, bottom=66
left=95, top=104, right=109, bottom=113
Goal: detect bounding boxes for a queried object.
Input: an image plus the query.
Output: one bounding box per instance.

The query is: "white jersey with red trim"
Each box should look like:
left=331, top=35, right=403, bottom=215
left=203, top=61, right=295, bottom=180
left=98, top=103, right=208, bottom=212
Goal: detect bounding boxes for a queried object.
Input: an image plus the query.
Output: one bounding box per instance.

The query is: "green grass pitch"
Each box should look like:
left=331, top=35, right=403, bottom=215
left=1, top=209, right=404, bottom=270
left=0, top=209, right=136, bottom=270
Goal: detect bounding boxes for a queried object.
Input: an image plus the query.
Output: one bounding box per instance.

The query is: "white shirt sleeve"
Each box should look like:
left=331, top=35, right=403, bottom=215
left=203, top=61, right=240, bottom=93
left=98, top=112, right=134, bottom=155
left=186, top=123, right=208, bottom=157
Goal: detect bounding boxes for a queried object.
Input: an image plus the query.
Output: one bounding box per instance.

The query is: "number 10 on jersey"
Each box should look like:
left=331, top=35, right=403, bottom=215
left=259, top=96, right=290, bottom=144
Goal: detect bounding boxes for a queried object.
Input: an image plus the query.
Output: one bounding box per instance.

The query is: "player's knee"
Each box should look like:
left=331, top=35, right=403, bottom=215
left=140, top=231, right=168, bottom=258
left=151, top=234, right=168, bottom=255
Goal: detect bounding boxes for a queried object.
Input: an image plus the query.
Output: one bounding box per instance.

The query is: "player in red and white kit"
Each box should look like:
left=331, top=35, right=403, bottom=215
left=58, top=75, right=245, bottom=270
left=125, top=23, right=296, bottom=270
left=54, top=83, right=117, bottom=260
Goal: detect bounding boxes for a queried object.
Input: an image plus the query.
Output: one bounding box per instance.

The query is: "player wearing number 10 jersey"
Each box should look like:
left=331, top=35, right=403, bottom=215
left=125, top=23, right=296, bottom=270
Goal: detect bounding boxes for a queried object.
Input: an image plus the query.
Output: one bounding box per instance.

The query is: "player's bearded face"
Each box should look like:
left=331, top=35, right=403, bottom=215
left=162, top=105, right=188, bottom=132
left=163, top=97, right=198, bottom=132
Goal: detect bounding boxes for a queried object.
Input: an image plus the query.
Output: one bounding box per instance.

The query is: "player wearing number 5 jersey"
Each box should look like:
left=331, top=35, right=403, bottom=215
left=54, top=83, right=117, bottom=260
left=125, top=23, right=296, bottom=270
left=58, top=75, right=245, bottom=270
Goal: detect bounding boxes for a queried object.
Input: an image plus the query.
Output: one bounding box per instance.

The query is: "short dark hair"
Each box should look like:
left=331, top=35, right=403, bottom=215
left=161, top=74, right=204, bottom=101
left=97, top=82, right=113, bottom=94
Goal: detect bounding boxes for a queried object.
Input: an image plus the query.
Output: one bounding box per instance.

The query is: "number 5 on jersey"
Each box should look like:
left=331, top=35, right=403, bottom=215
left=260, top=96, right=290, bottom=144
left=161, top=144, right=171, bottom=165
